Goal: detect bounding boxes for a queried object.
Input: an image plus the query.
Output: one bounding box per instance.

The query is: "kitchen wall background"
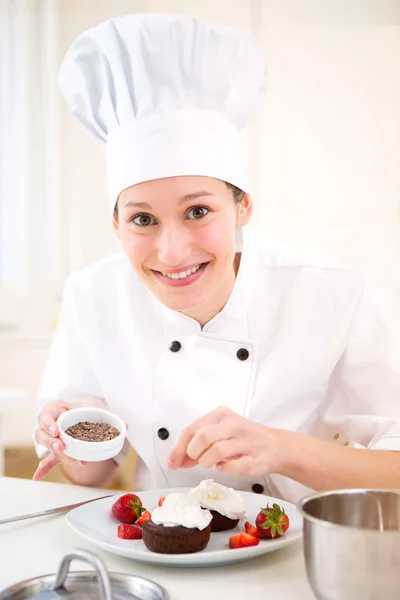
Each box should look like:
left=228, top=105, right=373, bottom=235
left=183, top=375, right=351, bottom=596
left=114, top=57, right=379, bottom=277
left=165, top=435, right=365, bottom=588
left=0, top=0, right=399, bottom=486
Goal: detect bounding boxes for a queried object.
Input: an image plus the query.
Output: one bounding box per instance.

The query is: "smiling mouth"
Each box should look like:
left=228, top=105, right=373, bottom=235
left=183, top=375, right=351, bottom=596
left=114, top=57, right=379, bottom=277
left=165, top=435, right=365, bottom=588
left=156, top=263, right=208, bottom=280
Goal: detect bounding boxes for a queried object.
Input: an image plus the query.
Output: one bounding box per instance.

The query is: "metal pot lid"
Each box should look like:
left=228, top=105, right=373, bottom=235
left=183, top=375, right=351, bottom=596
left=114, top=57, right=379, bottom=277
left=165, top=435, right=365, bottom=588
left=0, top=549, right=169, bottom=600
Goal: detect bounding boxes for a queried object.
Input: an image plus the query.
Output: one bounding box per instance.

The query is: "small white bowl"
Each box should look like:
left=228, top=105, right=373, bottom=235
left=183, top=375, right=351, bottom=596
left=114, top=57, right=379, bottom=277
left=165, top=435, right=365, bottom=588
left=57, top=407, right=127, bottom=462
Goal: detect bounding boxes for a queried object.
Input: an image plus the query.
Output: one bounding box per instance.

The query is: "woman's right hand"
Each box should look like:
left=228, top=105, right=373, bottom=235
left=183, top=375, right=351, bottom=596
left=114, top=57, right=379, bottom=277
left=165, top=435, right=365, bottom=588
left=33, top=399, right=105, bottom=481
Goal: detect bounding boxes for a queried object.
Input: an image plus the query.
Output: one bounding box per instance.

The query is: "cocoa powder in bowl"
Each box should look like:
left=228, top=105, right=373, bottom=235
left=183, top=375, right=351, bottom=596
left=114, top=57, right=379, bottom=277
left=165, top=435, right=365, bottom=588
left=65, top=421, right=120, bottom=442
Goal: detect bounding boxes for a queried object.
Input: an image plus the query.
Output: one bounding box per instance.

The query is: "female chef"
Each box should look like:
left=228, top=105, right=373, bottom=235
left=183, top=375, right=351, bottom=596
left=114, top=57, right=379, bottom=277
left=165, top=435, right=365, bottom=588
left=33, top=14, right=400, bottom=504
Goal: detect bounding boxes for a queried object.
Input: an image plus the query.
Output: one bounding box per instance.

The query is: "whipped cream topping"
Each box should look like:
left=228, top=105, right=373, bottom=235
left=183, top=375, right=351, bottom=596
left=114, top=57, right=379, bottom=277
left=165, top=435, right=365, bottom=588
left=189, top=479, right=247, bottom=520
left=151, top=493, right=212, bottom=530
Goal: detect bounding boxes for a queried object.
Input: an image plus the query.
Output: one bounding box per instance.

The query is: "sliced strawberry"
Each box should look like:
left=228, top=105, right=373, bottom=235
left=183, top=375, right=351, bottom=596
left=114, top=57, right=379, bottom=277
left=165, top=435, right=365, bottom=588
left=239, top=533, right=260, bottom=547
left=137, top=511, right=151, bottom=526
left=229, top=534, right=241, bottom=549
left=244, top=521, right=261, bottom=538
left=117, top=523, right=143, bottom=540
left=229, top=532, right=260, bottom=549
left=158, top=495, right=166, bottom=507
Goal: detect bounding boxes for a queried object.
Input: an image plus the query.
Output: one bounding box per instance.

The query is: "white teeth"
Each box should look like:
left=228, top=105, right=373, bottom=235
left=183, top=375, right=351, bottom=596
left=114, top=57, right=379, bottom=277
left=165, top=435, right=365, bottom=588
left=162, top=264, right=202, bottom=279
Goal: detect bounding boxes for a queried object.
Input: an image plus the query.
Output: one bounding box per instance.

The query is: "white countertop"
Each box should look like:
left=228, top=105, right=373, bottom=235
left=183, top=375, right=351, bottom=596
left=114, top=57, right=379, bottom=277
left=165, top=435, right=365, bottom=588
left=0, top=477, right=315, bottom=599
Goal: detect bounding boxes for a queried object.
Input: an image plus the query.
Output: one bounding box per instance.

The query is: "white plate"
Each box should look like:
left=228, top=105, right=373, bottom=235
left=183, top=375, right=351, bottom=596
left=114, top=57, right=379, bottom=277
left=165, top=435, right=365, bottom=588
left=66, top=487, right=302, bottom=567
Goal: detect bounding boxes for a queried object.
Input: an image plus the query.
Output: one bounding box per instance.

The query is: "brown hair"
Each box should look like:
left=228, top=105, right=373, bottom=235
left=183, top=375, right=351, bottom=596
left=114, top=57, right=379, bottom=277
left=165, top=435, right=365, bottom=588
left=226, top=182, right=245, bottom=203
left=113, top=181, right=245, bottom=217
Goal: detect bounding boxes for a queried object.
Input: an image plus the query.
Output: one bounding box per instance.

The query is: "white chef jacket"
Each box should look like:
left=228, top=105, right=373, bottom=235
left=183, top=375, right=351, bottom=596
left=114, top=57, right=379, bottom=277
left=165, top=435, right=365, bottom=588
left=35, top=226, right=400, bottom=504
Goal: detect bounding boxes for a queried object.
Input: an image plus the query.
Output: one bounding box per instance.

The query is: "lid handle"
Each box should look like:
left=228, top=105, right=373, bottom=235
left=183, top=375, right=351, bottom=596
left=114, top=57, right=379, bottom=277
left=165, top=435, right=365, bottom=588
left=51, top=548, right=113, bottom=600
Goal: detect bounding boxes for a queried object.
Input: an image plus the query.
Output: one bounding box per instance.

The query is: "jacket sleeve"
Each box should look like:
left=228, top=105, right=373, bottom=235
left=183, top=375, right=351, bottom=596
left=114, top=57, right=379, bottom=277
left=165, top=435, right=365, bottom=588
left=34, top=273, right=131, bottom=463
left=321, top=276, right=400, bottom=450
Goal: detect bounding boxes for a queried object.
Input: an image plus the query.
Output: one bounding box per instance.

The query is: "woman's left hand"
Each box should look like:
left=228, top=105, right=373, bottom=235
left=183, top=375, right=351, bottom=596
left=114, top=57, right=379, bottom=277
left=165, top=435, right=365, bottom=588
left=166, top=406, right=287, bottom=477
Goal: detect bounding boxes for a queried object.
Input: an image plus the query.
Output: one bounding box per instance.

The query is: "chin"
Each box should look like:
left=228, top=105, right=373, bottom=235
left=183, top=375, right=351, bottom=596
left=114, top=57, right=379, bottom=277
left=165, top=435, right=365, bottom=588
left=152, top=288, right=203, bottom=312
left=161, top=297, right=203, bottom=313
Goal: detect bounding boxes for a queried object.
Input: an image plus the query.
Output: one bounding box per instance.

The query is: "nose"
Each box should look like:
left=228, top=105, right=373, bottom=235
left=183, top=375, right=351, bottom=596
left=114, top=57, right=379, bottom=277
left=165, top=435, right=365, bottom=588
left=157, top=223, right=192, bottom=266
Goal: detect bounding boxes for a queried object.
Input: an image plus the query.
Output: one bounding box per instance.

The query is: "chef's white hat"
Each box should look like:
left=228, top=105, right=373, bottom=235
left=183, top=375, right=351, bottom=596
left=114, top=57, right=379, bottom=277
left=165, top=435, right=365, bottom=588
left=58, top=13, right=267, bottom=210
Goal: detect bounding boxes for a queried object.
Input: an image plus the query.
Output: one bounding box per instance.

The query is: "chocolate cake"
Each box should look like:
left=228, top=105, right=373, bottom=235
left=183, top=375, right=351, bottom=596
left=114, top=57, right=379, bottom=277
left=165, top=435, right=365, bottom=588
left=208, top=509, right=239, bottom=532
left=142, top=519, right=211, bottom=554
left=191, top=480, right=247, bottom=532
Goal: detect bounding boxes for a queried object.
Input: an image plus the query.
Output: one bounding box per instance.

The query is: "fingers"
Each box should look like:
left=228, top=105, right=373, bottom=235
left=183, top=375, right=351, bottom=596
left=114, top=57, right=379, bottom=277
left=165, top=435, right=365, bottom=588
left=196, top=439, right=245, bottom=469
left=34, top=427, right=65, bottom=454
left=167, top=406, right=233, bottom=468
left=216, top=455, right=254, bottom=476
left=34, top=400, right=88, bottom=482
left=35, top=400, right=71, bottom=454
left=32, top=453, right=62, bottom=481
left=37, top=400, right=72, bottom=437
left=186, top=424, right=237, bottom=461
left=168, top=456, right=198, bottom=470
left=32, top=452, right=86, bottom=481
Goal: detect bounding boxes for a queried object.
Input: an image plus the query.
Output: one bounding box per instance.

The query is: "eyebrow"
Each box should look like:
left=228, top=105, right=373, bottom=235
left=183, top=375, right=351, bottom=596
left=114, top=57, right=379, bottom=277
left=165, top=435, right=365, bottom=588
left=123, top=191, right=215, bottom=210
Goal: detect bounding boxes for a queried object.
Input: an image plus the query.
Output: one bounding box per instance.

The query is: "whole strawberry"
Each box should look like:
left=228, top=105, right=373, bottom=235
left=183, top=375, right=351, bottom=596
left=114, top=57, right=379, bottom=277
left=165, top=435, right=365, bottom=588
left=112, top=493, right=146, bottom=524
left=255, top=503, right=290, bottom=538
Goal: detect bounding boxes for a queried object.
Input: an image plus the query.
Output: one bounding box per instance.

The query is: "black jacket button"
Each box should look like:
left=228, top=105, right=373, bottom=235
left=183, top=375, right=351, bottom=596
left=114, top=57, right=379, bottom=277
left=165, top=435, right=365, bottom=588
left=237, top=348, right=249, bottom=361
left=252, top=483, right=264, bottom=494
left=158, top=428, right=170, bottom=441
left=169, top=341, right=181, bottom=352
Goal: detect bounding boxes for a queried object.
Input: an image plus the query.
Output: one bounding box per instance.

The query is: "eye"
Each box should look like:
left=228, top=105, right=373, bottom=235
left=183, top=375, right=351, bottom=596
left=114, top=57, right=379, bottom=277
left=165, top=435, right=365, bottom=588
left=131, top=213, right=157, bottom=227
left=186, top=206, right=210, bottom=220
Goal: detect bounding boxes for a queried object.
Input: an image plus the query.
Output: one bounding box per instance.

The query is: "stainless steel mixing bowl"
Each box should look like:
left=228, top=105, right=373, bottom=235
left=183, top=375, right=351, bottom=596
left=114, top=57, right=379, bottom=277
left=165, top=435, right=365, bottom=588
left=298, top=488, right=400, bottom=600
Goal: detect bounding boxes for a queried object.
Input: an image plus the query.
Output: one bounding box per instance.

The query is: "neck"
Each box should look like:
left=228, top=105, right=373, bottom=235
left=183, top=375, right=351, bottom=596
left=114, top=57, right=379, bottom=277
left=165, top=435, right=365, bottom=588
left=181, top=253, right=241, bottom=328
